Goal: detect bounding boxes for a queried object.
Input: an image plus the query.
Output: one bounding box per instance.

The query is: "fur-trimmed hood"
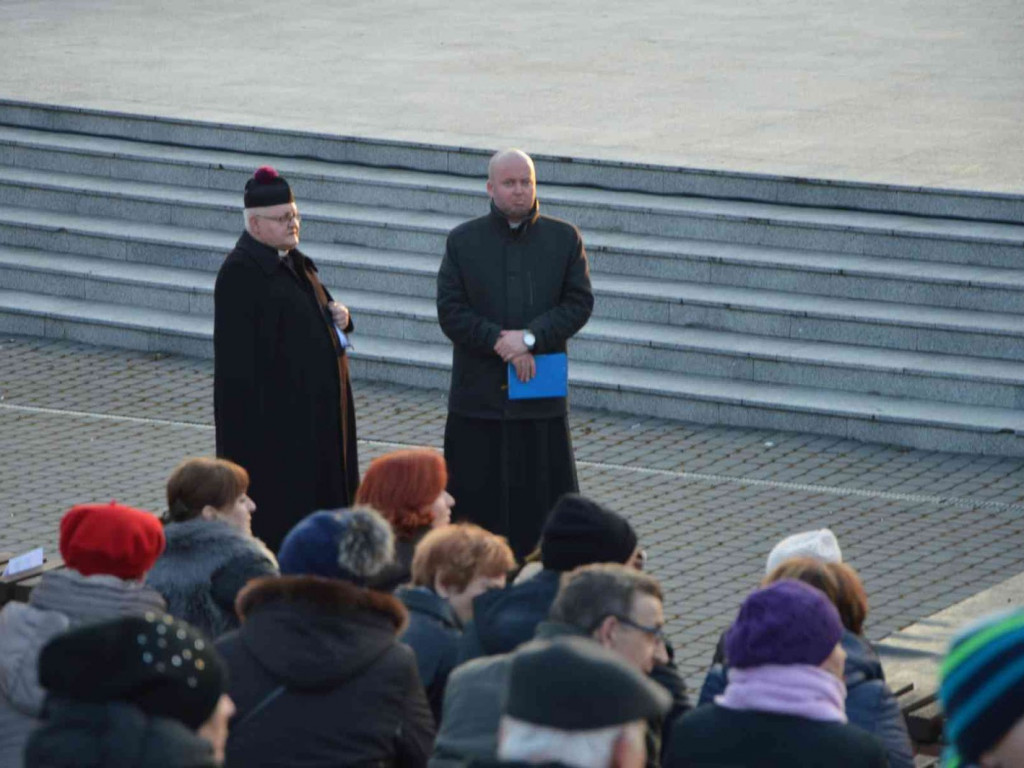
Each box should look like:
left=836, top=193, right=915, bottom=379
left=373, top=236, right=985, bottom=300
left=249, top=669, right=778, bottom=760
left=149, top=518, right=276, bottom=582
left=145, top=517, right=277, bottom=639
left=234, top=576, right=408, bottom=689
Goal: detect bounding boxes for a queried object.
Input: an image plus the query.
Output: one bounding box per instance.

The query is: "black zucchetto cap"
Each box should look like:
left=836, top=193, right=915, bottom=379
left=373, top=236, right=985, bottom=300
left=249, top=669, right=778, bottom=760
left=504, top=637, right=670, bottom=730
left=540, top=494, right=637, bottom=572
left=38, top=614, right=226, bottom=730
left=243, top=165, right=294, bottom=208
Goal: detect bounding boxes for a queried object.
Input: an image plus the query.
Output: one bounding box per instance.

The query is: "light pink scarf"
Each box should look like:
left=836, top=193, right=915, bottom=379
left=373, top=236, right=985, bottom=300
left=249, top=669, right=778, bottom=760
left=715, top=664, right=848, bottom=723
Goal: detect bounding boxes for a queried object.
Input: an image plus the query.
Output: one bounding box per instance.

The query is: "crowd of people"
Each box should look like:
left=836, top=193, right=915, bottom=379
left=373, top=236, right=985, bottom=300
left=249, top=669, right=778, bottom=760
left=3, top=160, right=1022, bottom=767
left=1, top=450, right=1022, bottom=767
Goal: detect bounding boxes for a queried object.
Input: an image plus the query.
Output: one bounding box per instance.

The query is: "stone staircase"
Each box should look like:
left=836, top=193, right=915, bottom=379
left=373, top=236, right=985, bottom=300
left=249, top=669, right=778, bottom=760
left=0, top=100, right=1023, bottom=455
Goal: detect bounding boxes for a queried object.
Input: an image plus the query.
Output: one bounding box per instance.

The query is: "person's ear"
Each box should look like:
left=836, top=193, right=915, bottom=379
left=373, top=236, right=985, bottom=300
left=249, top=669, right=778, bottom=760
left=200, top=505, right=218, bottom=521
left=434, top=577, right=454, bottom=600
left=593, top=615, right=618, bottom=648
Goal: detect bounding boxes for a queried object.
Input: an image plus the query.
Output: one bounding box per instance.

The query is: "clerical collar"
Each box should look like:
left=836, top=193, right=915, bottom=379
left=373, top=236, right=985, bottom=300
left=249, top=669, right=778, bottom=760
left=278, top=250, right=289, bottom=259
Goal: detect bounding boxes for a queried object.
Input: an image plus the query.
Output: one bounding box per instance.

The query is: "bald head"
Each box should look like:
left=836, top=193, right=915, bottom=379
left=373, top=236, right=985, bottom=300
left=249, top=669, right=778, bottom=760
left=487, top=149, right=537, bottom=223
left=488, top=149, right=535, bottom=181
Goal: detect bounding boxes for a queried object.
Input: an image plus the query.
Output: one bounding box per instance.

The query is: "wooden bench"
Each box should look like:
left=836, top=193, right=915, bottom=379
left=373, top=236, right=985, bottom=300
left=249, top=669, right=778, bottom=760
left=874, top=570, right=1024, bottom=763
left=0, top=553, right=65, bottom=606
left=876, top=620, right=947, bottom=758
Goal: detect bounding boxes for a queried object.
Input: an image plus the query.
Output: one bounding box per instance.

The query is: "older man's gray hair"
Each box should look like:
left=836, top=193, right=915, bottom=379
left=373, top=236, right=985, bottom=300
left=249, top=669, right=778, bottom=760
left=549, top=563, right=662, bottom=634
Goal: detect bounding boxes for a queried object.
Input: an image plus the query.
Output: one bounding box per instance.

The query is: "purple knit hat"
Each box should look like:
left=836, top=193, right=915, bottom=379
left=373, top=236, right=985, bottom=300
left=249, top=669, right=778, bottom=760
left=725, top=579, right=843, bottom=669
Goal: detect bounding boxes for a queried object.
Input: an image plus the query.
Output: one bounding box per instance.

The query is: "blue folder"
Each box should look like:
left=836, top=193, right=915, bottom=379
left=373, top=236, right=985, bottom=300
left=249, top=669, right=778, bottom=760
left=507, top=353, right=568, bottom=400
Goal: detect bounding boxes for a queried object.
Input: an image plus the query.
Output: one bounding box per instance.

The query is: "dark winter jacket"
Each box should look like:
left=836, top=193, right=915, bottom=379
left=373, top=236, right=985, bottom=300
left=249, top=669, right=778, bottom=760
left=437, top=201, right=593, bottom=420
left=457, top=568, right=561, bottom=662
left=369, top=535, right=421, bottom=593
left=146, top=518, right=278, bottom=639
left=216, top=575, right=435, bottom=768
left=0, top=570, right=166, bottom=768
left=24, top=699, right=216, bottom=768
left=697, top=630, right=912, bottom=768
left=396, top=585, right=461, bottom=723
left=651, top=641, right=694, bottom=761
left=432, top=621, right=586, bottom=768
left=664, top=704, right=889, bottom=767
left=214, top=231, right=359, bottom=551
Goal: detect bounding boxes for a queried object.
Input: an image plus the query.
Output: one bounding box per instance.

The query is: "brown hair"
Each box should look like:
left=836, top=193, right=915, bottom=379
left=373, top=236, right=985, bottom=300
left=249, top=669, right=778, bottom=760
left=763, top=557, right=841, bottom=608
left=411, top=523, right=515, bottom=592
left=165, top=457, right=249, bottom=524
left=354, top=449, right=447, bottom=540
left=828, top=562, right=869, bottom=635
left=764, top=556, right=870, bottom=634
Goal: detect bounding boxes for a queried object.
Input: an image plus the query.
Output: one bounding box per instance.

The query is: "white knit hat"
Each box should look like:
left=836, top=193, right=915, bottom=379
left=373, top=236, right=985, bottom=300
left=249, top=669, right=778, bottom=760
left=765, top=528, right=842, bottom=575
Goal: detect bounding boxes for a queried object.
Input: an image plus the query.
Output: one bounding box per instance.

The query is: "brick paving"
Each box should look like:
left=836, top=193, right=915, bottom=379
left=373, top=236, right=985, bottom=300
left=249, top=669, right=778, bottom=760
left=2, top=334, right=1024, bottom=681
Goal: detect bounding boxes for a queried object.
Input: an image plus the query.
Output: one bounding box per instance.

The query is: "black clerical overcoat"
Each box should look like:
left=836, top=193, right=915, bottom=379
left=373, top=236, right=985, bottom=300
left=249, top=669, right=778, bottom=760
left=214, top=231, right=359, bottom=552
left=436, top=202, right=593, bottom=555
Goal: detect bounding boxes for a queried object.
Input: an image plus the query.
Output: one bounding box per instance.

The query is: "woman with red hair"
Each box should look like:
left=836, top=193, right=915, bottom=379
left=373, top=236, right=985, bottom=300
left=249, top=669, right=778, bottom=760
left=356, top=448, right=454, bottom=591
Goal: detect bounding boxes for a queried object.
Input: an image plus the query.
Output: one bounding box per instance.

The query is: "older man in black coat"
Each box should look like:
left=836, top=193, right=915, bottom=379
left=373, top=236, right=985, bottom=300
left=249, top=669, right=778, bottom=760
left=214, top=167, right=359, bottom=552
left=437, top=149, right=594, bottom=557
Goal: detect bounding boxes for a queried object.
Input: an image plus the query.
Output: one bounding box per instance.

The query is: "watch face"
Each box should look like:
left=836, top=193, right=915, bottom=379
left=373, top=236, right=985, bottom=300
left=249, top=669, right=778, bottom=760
left=524, top=332, right=536, bottom=348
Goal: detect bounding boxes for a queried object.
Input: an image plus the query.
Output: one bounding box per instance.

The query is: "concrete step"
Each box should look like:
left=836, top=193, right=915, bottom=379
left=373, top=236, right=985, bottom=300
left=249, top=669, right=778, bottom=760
left=589, top=231, right=1024, bottom=314
left=2, top=205, right=1022, bottom=314
left=576, top=319, right=1024, bottom=410
left=2, top=100, right=1022, bottom=457
left=2, top=210, right=1022, bottom=360
left=4, top=245, right=1024, bottom=408
left=1, top=130, right=1023, bottom=266
left=0, top=207, right=438, bottom=297
left=4, top=98, right=1023, bottom=225
left=8, top=205, right=1024, bottom=313
left=1, top=288, right=1021, bottom=456
left=596, top=276, right=1024, bottom=361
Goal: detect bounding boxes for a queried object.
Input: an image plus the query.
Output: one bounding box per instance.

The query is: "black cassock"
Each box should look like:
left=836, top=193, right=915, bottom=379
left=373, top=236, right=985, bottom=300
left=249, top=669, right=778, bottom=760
left=214, top=231, right=359, bottom=552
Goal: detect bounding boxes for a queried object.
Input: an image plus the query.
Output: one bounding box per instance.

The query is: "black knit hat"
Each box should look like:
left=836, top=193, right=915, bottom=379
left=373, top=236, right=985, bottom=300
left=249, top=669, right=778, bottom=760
left=243, top=165, right=294, bottom=208
left=38, top=614, right=227, bottom=730
left=540, top=494, right=637, bottom=572
left=505, top=637, right=670, bottom=730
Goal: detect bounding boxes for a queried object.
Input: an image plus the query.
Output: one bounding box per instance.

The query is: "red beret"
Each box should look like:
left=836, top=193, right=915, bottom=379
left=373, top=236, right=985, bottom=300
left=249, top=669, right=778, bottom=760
left=59, top=503, right=166, bottom=581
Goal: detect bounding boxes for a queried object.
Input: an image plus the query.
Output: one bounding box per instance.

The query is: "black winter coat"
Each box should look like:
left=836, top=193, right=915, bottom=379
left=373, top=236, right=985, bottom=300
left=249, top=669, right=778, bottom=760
left=437, top=202, right=593, bottom=420
left=664, top=704, right=889, bottom=768
left=25, top=699, right=217, bottom=768
left=216, top=575, right=435, bottom=768
left=697, top=630, right=912, bottom=768
left=214, top=232, right=359, bottom=551
left=396, top=586, right=461, bottom=723
left=457, top=568, right=561, bottom=662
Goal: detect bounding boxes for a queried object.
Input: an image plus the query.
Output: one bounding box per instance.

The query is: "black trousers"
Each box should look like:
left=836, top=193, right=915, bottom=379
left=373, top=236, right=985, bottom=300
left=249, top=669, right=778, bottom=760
left=443, top=413, right=579, bottom=559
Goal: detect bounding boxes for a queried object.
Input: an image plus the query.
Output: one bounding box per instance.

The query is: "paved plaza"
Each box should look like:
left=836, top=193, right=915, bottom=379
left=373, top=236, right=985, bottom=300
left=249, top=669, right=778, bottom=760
left=2, top=334, right=1023, bottom=680
left=1, top=0, right=1021, bottom=192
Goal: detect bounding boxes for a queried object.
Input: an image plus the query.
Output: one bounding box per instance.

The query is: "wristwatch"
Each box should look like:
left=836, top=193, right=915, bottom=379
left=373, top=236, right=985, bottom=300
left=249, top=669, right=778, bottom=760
left=523, top=330, right=536, bottom=351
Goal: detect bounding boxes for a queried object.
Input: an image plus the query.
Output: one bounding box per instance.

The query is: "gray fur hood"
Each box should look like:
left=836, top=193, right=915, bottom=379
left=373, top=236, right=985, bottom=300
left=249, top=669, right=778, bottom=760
left=151, top=517, right=276, bottom=576
left=147, top=518, right=278, bottom=638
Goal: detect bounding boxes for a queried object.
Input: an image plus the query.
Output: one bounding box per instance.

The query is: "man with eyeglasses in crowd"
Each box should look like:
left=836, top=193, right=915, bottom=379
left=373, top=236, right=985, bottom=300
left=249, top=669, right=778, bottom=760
left=432, top=563, right=690, bottom=768
left=214, top=166, right=359, bottom=551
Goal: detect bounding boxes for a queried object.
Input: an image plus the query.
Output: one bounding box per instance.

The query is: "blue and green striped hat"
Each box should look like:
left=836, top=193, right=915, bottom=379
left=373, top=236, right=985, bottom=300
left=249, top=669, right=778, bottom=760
left=939, top=609, right=1024, bottom=767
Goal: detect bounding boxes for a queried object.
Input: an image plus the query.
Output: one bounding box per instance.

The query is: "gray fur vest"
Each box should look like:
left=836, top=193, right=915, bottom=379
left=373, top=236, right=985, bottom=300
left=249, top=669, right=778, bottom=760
left=146, top=518, right=277, bottom=639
